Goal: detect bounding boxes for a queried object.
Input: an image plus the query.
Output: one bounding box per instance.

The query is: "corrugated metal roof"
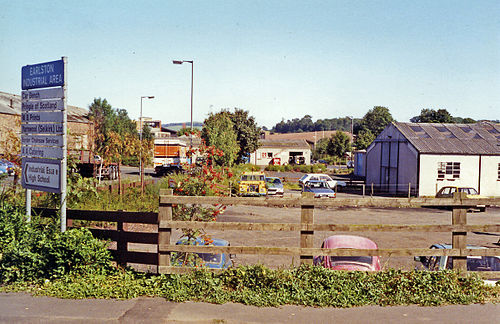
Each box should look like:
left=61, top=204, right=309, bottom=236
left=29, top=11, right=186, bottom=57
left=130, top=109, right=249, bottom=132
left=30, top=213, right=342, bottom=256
left=0, top=90, right=89, bottom=123
left=258, top=139, right=311, bottom=149
left=393, top=121, right=500, bottom=154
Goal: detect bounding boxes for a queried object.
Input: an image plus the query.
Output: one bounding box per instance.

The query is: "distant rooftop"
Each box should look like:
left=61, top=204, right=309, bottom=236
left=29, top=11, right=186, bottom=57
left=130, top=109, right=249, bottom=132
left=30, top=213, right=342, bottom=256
left=258, top=139, right=311, bottom=150
left=263, top=130, right=351, bottom=144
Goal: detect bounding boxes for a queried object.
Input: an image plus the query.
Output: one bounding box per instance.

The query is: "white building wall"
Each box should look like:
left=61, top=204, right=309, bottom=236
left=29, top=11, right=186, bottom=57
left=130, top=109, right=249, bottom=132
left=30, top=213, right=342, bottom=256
left=249, top=147, right=311, bottom=166
left=479, top=155, right=500, bottom=197
left=419, top=154, right=480, bottom=196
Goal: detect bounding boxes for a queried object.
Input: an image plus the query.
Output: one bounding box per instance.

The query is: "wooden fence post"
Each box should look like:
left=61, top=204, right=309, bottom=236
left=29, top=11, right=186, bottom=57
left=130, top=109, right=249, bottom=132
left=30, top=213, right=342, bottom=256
left=408, top=183, right=411, bottom=199
left=300, top=192, right=315, bottom=265
left=371, top=183, right=374, bottom=197
left=158, top=189, right=173, bottom=273
left=362, top=184, right=365, bottom=198
left=452, top=192, right=467, bottom=273
left=116, top=211, right=126, bottom=267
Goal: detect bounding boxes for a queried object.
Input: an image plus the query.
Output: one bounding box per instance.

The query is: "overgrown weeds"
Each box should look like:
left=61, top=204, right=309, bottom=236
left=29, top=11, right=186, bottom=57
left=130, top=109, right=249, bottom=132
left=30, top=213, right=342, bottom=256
left=2, top=264, right=498, bottom=307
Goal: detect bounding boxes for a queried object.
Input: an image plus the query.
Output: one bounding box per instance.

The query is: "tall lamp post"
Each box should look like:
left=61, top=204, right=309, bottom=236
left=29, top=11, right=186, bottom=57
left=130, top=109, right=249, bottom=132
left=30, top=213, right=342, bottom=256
left=140, top=95, right=154, bottom=193
left=172, top=60, right=194, bottom=145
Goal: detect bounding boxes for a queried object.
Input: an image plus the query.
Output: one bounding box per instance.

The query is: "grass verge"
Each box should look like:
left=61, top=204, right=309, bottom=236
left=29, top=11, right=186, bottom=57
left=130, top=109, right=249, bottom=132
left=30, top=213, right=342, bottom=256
left=1, top=265, right=498, bottom=307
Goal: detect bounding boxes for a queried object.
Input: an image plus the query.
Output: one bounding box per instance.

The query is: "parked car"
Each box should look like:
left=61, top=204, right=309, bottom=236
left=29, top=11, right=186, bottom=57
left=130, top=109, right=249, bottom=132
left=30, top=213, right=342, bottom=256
left=238, top=171, right=267, bottom=196
left=435, top=186, right=487, bottom=212
left=172, top=237, right=233, bottom=269
left=265, top=177, right=284, bottom=196
left=314, top=235, right=381, bottom=271
left=0, top=163, right=8, bottom=176
left=415, top=243, right=500, bottom=285
left=303, top=180, right=336, bottom=198
left=0, top=159, right=16, bottom=175
left=298, top=173, right=346, bottom=189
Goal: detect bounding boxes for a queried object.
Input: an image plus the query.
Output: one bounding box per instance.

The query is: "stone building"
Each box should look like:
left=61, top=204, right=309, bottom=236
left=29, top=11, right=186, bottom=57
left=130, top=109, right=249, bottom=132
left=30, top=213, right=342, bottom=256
left=0, top=90, right=92, bottom=156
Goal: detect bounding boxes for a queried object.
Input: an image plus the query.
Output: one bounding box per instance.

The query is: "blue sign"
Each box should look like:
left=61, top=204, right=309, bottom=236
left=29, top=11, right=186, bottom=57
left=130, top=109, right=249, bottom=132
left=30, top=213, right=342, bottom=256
left=22, top=59, right=64, bottom=90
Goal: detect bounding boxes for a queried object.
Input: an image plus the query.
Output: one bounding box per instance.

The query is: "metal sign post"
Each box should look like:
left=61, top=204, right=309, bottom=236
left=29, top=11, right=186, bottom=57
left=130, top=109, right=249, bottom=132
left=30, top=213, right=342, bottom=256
left=21, top=57, right=67, bottom=231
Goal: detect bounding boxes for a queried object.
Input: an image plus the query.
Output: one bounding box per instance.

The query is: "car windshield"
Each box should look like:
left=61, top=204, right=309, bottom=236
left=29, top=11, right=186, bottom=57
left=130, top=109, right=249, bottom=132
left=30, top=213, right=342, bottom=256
left=266, top=178, right=281, bottom=185
left=330, top=256, right=373, bottom=265
left=198, top=253, right=222, bottom=264
left=299, top=175, right=308, bottom=181
left=241, top=175, right=264, bottom=181
left=446, top=256, right=500, bottom=271
left=308, top=182, right=328, bottom=189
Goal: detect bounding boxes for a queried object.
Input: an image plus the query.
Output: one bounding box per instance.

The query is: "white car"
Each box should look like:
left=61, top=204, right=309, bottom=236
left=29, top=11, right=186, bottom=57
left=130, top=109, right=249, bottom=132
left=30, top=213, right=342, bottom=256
left=298, top=173, right=346, bottom=189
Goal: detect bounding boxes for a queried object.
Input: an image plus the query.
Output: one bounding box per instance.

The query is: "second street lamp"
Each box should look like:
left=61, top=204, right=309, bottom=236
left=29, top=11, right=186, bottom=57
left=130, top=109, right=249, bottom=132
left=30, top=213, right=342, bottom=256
left=173, top=59, right=194, bottom=145
left=140, top=95, right=154, bottom=193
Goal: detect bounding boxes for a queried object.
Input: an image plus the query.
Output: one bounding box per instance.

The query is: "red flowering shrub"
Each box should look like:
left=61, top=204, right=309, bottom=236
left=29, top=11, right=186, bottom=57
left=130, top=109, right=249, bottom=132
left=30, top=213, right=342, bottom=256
left=169, top=142, right=233, bottom=267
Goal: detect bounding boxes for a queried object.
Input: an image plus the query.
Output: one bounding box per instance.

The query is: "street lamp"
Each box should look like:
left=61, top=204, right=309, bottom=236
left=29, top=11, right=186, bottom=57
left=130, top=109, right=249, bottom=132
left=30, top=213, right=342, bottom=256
left=173, top=60, right=194, bottom=144
left=140, top=95, right=154, bottom=193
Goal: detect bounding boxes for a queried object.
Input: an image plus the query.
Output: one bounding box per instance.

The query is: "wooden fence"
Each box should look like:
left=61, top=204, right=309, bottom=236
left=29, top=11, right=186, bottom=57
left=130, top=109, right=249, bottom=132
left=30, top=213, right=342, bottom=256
left=35, top=192, right=500, bottom=279
left=33, top=208, right=159, bottom=268
left=158, top=191, right=500, bottom=278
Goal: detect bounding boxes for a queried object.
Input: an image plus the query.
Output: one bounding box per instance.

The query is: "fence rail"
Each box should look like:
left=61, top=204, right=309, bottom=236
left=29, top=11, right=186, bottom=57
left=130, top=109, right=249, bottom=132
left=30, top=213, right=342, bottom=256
left=158, top=191, right=500, bottom=279
left=33, top=192, right=500, bottom=279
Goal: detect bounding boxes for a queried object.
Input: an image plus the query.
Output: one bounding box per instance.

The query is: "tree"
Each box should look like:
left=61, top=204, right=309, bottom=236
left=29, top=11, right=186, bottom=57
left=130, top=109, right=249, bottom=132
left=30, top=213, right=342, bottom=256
left=88, top=98, right=139, bottom=164
left=312, top=138, right=329, bottom=160
left=88, top=98, right=115, bottom=155
left=141, top=125, right=153, bottom=142
left=229, top=108, right=260, bottom=164
left=410, top=108, right=453, bottom=123
left=355, top=129, right=375, bottom=150
left=177, top=127, right=200, bottom=137
left=201, top=111, right=239, bottom=166
left=361, top=106, right=394, bottom=136
left=271, top=116, right=360, bottom=133
left=327, top=131, right=351, bottom=158
left=104, top=132, right=137, bottom=192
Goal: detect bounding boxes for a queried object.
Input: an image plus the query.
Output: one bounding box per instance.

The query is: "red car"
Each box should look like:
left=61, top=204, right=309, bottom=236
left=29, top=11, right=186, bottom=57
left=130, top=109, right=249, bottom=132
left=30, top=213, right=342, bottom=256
left=314, top=235, right=381, bottom=271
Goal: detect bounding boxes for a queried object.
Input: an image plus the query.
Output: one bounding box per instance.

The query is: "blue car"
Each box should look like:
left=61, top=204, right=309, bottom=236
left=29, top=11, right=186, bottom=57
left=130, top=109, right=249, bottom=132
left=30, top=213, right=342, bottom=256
left=1, top=159, right=17, bottom=176
left=302, top=180, right=336, bottom=198
left=415, top=243, right=500, bottom=285
left=173, top=237, right=233, bottom=269
left=0, top=163, right=7, bottom=176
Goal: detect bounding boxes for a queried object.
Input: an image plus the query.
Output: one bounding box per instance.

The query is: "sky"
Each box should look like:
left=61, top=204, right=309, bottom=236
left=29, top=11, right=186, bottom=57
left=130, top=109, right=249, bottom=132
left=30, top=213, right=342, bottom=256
left=1, top=1, right=499, bottom=128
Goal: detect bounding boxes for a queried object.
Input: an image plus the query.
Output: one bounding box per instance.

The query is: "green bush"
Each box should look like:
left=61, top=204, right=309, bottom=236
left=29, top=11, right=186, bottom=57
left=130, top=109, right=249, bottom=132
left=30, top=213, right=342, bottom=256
left=5, top=264, right=496, bottom=307
left=265, top=164, right=327, bottom=173
left=0, top=204, right=113, bottom=283
left=122, top=156, right=139, bottom=167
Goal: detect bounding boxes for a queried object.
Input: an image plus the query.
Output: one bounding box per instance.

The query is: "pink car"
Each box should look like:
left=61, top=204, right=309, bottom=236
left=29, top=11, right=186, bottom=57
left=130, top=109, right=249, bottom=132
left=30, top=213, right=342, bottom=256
left=314, top=235, right=381, bottom=271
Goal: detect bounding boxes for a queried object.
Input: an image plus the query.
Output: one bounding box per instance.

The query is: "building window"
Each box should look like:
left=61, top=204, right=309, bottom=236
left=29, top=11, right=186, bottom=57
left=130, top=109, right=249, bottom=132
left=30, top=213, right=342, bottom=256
left=437, top=162, right=460, bottom=181
left=268, top=152, right=273, bottom=158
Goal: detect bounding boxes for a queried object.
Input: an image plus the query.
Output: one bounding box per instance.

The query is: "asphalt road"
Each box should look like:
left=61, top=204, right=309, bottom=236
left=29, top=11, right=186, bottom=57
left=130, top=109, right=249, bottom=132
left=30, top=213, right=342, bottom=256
left=1, top=292, right=499, bottom=323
